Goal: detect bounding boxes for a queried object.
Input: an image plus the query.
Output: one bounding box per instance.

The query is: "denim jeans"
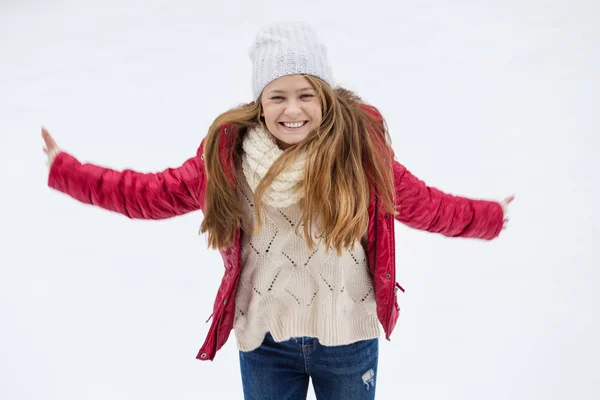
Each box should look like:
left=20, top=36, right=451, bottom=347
left=239, top=332, right=379, bottom=400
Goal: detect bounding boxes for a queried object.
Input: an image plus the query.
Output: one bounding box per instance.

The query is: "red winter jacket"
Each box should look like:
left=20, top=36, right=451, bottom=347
left=47, top=110, right=504, bottom=361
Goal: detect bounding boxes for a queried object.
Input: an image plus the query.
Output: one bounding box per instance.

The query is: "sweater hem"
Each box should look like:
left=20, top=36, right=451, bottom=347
left=235, top=314, right=381, bottom=352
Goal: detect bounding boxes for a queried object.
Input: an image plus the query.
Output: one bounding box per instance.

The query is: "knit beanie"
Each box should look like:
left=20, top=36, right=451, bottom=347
left=249, top=21, right=335, bottom=100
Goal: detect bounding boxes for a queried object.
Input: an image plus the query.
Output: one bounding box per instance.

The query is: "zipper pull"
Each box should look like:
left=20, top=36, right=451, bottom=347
left=395, top=282, right=405, bottom=293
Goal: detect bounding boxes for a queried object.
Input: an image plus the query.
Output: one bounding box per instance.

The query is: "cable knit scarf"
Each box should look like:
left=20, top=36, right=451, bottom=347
left=241, top=126, right=306, bottom=208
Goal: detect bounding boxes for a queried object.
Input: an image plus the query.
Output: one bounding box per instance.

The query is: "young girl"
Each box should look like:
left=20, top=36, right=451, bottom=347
left=41, top=21, right=513, bottom=400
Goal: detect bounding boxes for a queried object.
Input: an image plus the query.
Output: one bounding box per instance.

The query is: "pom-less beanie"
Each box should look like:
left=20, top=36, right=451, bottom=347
left=249, top=21, right=335, bottom=100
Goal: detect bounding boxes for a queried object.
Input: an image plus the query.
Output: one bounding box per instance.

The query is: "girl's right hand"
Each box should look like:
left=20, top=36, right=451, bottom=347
left=42, top=127, right=61, bottom=166
left=42, top=127, right=58, bottom=154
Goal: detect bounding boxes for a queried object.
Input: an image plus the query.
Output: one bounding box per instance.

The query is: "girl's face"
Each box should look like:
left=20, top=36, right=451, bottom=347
left=260, top=74, right=323, bottom=149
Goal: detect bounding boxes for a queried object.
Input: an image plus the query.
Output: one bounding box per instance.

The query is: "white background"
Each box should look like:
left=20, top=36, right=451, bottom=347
left=1, top=0, right=598, bottom=399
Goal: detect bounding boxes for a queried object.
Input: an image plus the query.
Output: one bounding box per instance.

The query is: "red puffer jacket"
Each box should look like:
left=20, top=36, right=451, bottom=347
left=47, top=110, right=504, bottom=361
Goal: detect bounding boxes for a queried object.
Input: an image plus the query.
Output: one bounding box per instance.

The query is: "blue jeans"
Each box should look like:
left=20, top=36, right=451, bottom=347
left=239, top=332, right=379, bottom=400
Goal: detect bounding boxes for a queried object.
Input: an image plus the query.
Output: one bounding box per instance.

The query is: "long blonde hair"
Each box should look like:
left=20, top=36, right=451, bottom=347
left=200, top=75, right=395, bottom=254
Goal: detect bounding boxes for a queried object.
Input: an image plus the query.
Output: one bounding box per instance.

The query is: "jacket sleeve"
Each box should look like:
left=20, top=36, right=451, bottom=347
left=47, top=141, right=206, bottom=220
left=393, top=160, right=503, bottom=240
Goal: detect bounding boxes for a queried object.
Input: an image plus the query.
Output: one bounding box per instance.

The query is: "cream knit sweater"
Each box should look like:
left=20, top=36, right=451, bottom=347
left=234, top=127, right=380, bottom=352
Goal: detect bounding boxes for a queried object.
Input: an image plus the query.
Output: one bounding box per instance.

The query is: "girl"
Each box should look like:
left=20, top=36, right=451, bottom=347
left=41, top=21, right=513, bottom=400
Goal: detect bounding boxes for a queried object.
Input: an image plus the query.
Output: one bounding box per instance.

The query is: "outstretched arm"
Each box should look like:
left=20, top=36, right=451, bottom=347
left=393, top=161, right=509, bottom=240
left=43, top=127, right=206, bottom=220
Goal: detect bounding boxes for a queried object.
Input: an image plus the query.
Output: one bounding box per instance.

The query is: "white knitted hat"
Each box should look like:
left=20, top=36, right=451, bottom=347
left=249, top=21, right=335, bottom=100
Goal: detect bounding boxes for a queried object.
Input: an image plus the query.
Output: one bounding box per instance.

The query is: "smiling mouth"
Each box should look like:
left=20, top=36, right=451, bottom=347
left=279, top=121, right=308, bottom=129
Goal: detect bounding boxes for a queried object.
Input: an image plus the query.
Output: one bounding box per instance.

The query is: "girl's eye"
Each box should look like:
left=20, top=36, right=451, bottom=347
left=271, top=96, right=284, bottom=100
left=301, top=94, right=314, bottom=99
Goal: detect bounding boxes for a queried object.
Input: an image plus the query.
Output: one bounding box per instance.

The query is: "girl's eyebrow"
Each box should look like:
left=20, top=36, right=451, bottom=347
left=268, top=87, right=315, bottom=95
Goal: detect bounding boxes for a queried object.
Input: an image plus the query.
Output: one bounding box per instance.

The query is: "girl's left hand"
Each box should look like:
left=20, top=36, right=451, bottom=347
left=500, top=195, right=515, bottom=229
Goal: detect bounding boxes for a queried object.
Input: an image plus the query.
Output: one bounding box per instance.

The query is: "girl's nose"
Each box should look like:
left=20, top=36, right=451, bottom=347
left=284, top=100, right=302, bottom=117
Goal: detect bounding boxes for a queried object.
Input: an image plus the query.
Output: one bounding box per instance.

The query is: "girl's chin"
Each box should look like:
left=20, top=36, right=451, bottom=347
left=274, top=136, right=305, bottom=149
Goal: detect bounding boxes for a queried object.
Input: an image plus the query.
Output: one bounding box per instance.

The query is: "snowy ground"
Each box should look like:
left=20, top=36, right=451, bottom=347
left=1, top=0, right=598, bottom=399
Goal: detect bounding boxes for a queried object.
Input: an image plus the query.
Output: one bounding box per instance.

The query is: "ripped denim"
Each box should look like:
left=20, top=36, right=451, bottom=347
left=239, top=332, right=379, bottom=400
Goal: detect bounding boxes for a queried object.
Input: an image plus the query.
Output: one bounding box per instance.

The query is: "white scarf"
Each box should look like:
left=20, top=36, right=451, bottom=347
left=241, top=126, right=306, bottom=208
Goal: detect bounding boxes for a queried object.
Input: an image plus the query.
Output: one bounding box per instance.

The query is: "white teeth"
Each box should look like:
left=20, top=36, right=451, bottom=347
left=283, top=121, right=305, bottom=128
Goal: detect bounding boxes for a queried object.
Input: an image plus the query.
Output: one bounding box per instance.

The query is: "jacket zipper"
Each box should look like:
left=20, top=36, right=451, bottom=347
left=212, top=230, right=241, bottom=358
left=379, top=195, right=397, bottom=341
left=213, top=311, right=223, bottom=357
left=374, top=195, right=393, bottom=341
left=373, top=196, right=378, bottom=281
